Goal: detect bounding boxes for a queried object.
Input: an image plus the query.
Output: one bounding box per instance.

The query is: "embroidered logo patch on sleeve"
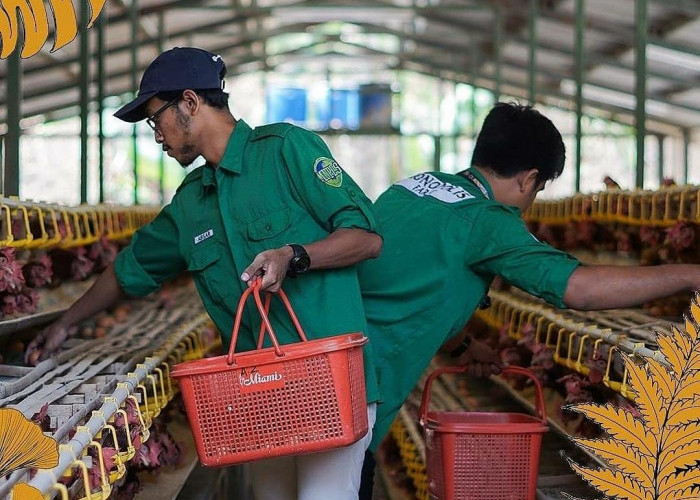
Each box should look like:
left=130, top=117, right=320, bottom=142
left=314, top=157, right=343, bottom=187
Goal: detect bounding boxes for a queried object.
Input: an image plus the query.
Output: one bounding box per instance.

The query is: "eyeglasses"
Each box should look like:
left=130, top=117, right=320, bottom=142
left=146, top=98, right=180, bottom=132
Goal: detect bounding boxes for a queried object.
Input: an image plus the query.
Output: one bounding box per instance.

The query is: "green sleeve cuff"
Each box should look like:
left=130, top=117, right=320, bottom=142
left=543, top=258, right=581, bottom=308
left=331, top=208, right=376, bottom=232
left=330, top=187, right=379, bottom=233
left=114, top=245, right=160, bottom=297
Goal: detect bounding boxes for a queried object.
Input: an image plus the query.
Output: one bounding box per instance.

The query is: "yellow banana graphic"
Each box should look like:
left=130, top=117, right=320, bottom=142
left=0, top=0, right=109, bottom=59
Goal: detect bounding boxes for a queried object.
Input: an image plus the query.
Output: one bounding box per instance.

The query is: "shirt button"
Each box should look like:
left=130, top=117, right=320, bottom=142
left=265, top=223, right=272, bottom=231
left=348, top=190, right=356, bottom=198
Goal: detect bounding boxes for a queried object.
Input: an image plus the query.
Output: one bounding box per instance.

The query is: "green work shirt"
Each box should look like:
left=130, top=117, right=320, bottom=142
left=358, top=169, right=580, bottom=449
left=113, top=120, right=380, bottom=402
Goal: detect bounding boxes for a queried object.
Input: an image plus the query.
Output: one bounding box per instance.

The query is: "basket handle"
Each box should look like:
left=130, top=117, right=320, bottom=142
left=418, top=365, right=547, bottom=427
left=253, top=289, right=309, bottom=349
left=227, top=280, right=308, bottom=365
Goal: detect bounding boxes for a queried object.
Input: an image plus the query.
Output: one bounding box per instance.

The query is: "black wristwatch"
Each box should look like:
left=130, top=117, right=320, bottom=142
left=286, top=244, right=311, bottom=278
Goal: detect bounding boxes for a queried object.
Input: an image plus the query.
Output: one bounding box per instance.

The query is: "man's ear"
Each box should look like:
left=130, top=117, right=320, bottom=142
left=181, top=89, right=200, bottom=115
left=517, top=168, right=540, bottom=193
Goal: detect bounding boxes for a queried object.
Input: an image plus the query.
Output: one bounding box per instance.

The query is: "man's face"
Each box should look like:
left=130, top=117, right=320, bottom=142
left=144, top=96, right=199, bottom=168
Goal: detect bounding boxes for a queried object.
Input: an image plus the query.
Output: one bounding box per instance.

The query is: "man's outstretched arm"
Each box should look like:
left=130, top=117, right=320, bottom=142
left=563, top=264, right=700, bottom=310
left=25, top=264, right=125, bottom=363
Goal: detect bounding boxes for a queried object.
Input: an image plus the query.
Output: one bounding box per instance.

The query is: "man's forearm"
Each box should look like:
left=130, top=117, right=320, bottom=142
left=241, top=228, right=382, bottom=291
left=305, top=228, right=382, bottom=270
left=58, top=264, right=125, bottom=327
left=563, top=264, right=699, bottom=310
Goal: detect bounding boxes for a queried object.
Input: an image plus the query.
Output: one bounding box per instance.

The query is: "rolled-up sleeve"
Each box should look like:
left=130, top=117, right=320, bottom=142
left=280, top=127, right=378, bottom=233
left=114, top=205, right=186, bottom=296
left=469, top=205, right=580, bottom=308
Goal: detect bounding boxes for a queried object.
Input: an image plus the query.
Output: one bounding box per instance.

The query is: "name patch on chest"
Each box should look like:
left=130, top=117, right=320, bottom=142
left=194, top=229, right=214, bottom=245
left=396, top=173, right=474, bottom=203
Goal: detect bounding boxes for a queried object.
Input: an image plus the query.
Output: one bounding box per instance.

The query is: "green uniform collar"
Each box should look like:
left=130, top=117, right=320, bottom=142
left=460, top=168, right=522, bottom=214
left=220, top=120, right=252, bottom=173
left=462, top=167, right=495, bottom=200
left=201, top=119, right=253, bottom=187
left=201, top=166, right=216, bottom=188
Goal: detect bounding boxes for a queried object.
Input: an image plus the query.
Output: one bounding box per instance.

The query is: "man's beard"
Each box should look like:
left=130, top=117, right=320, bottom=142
left=174, top=110, right=199, bottom=167
left=177, top=144, right=198, bottom=167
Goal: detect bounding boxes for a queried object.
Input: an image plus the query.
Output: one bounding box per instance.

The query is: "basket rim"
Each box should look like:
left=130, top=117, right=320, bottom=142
left=171, top=332, right=366, bottom=378
left=423, top=410, right=549, bottom=434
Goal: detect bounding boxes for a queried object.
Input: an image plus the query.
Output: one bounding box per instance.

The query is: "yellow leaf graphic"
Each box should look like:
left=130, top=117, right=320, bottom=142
left=625, top=357, right=666, bottom=434
left=659, top=467, right=700, bottom=499
left=666, top=399, right=700, bottom=427
left=573, top=437, right=654, bottom=488
left=661, top=423, right=700, bottom=455
left=688, top=349, right=700, bottom=370
left=0, top=0, right=48, bottom=58
left=646, top=358, right=676, bottom=401
left=675, top=379, right=700, bottom=400
left=0, top=408, right=58, bottom=476
left=567, top=403, right=657, bottom=456
left=87, top=0, right=107, bottom=27
left=660, top=490, right=700, bottom=500
left=658, top=440, right=700, bottom=479
left=687, top=298, right=700, bottom=341
left=0, top=0, right=108, bottom=59
left=660, top=491, right=700, bottom=500
left=568, top=461, right=653, bottom=500
left=677, top=320, right=693, bottom=355
left=48, top=0, right=77, bottom=52
left=657, top=330, right=686, bottom=375
left=11, top=482, right=43, bottom=500
left=0, top=9, right=9, bottom=58
left=569, top=296, right=700, bottom=500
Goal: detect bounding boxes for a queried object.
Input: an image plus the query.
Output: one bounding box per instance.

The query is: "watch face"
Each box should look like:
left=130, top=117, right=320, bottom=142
left=294, top=254, right=311, bottom=273
left=287, top=244, right=310, bottom=278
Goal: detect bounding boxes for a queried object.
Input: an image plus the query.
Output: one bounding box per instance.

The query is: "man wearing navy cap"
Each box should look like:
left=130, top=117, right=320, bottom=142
left=27, top=47, right=383, bottom=500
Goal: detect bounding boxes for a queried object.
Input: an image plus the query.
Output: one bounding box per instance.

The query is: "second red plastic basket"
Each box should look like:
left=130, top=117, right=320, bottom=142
left=171, top=281, right=369, bottom=466
left=419, top=365, right=549, bottom=500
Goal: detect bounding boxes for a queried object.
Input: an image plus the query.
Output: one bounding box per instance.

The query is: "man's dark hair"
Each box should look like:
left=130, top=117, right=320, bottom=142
left=155, top=89, right=230, bottom=110
left=471, top=102, right=565, bottom=184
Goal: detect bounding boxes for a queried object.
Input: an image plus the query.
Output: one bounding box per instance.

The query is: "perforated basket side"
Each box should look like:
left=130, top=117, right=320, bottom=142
left=425, top=429, right=445, bottom=497
left=427, top=430, right=544, bottom=500
left=191, top=353, right=343, bottom=459
left=348, top=347, right=368, bottom=436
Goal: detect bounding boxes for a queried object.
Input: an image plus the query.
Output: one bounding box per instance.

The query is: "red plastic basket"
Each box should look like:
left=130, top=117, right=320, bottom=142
left=171, top=281, right=368, bottom=466
left=419, top=366, right=548, bottom=500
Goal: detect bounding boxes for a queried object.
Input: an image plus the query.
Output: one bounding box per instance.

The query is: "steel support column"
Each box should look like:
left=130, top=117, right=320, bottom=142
left=528, top=0, right=537, bottom=105
left=435, top=79, right=443, bottom=172
left=470, top=43, right=478, bottom=140
left=574, top=0, right=585, bottom=193
left=158, top=12, right=165, bottom=205
left=98, top=12, right=106, bottom=203
left=657, top=134, right=664, bottom=185
left=4, top=48, right=21, bottom=196
left=682, top=129, right=690, bottom=184
left=80, top=0, right=90, bottom=204
left=635, top=0, right=648, bottom=189
left=493, top=6, right=502, bottom=102
left=131, top=0, right=140, bottom=204
left=434, top=135, right=441, bottom=172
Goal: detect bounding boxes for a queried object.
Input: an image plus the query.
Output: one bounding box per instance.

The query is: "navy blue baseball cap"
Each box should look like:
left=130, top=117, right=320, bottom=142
left=114, top=47, right=227, bottom=122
